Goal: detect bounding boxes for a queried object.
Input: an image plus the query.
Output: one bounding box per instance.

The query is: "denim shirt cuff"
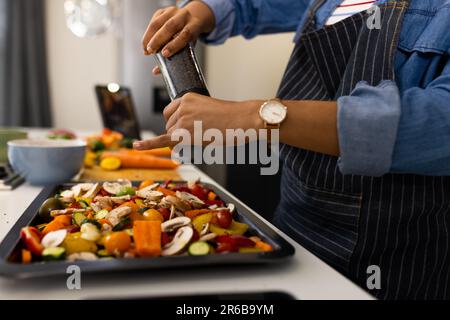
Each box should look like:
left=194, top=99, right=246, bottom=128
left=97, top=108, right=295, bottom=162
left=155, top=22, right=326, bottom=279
left=337, top=80, right=401, bottom=177
left=200, top=0, right=235, bottom=45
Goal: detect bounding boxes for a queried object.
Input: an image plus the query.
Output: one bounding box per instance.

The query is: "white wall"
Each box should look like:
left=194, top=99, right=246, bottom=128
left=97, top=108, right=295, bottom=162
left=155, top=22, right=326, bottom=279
left=205, top=33, right=295, bottom=101
left=45, top=0, right=120, bottom=130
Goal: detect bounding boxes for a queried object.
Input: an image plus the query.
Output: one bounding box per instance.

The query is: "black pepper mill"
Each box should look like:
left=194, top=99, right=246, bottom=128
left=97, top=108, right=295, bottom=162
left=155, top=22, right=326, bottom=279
left=155, top=44, right=210, bottom=101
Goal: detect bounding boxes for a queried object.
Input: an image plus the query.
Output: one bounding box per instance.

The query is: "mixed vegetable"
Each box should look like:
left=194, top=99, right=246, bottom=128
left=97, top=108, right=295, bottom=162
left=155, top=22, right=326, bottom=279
left=19, top=180, right=273, bottom=264
left=84, top=129, right=178, bottom=171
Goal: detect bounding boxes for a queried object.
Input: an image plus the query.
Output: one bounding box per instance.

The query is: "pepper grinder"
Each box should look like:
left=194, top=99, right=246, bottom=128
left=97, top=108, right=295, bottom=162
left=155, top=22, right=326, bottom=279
left=154, top=44, right=210, bottom=101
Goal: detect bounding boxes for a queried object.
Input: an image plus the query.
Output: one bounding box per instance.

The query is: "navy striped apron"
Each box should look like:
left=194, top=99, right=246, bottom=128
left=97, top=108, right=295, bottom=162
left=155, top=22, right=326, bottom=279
left=274, top=0, right=450, bottom=299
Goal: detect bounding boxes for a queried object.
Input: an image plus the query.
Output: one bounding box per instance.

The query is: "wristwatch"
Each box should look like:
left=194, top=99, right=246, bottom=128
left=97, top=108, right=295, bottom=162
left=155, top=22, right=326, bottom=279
left=259, top=99, right=288, bottom=141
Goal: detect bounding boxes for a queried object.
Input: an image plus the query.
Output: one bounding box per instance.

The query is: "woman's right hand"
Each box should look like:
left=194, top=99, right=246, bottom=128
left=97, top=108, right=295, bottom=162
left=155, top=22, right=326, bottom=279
left=142, top=1, right=215, bottom=64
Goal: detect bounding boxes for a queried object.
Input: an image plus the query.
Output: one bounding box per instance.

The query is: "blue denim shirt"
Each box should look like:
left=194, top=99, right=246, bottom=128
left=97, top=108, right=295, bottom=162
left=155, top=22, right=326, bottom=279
left=201, top=0, right=450, bottom=176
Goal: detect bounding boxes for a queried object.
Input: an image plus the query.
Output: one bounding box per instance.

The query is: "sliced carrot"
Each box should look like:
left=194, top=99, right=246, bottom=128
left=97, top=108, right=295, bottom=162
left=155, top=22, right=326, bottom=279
left=54, top=215, right=72, bottom=225
left=100, top=152, right=179, bottom=170
left=43, top=215, right=72, bottom=235
left=133, top=221, right=162, bottom=257
left=185, top=209, right=211, bottom=220
left=208, top=192, right=217, bottom=201
left=22, top=249, right=32, bottom=264
left=157, top=187, right=176, bottom=197
left=255, top=241, right=273, bottom=252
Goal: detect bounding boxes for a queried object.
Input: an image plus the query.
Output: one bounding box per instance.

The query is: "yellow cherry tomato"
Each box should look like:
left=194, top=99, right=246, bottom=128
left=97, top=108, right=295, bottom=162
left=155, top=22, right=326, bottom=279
left=100, top=157, right=122, bottom=171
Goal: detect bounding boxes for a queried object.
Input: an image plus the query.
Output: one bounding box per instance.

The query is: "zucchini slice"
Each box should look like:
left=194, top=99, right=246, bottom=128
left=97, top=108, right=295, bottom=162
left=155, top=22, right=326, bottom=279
left=95, top=209, right=109, bottom=220
left=188, top=241, right=211, bottom=256
left=73, top=212, right=87, bottom=226
left=42, top=247, right=66, bottom=261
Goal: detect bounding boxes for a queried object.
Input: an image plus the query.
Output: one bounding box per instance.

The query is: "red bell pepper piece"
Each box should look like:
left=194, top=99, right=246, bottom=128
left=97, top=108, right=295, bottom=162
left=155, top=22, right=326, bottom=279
left=20, top=227, right=44, bottom=256
left=216, top=235, right=256, bottom=250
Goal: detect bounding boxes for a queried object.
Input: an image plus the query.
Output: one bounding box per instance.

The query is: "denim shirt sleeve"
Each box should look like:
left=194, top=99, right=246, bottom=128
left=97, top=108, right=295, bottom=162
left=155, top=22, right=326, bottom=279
left=201, top=0, right=310, bottom=44
left=338, top=57, right=450, bottom=177
left=337, top=81, right=401, bottom=177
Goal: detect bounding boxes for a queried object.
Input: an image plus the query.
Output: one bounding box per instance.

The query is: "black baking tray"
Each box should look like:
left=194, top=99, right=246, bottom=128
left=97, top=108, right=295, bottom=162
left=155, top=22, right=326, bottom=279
left=0, top=182, right=295, bottom=278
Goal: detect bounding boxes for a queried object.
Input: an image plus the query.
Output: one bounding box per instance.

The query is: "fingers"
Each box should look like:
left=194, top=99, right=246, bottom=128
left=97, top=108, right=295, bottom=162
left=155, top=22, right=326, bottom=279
left=163, top=98, right=182, bottom=121
left=142, top=7, right=178, bottom=55
left=152, top=66, right=161, bottom=75
left=147, top=12, right=188, bottom=56
left=165, top=107, right=180, bottom=131
left=161, top=25, right=197, bottom=58
left=133, top=135, right=173, bottom=150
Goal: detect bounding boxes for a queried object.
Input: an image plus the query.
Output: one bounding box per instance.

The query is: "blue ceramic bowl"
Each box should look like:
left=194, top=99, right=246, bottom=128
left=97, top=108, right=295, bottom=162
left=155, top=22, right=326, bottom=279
left=8, top=139, right=87, bottom=186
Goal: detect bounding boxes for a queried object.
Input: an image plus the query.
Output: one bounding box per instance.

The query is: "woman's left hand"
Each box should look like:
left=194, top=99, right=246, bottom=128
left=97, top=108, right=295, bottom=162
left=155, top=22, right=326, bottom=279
left=133, top=93, right=262, bottom=150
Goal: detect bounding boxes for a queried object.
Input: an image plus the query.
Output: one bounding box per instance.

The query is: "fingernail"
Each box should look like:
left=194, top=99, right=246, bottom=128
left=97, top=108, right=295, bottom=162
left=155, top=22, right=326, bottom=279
left=133, top=141, right=144, bottom=149
left=147, top=46, right=154, bottom=55
left=162, top=48, right=170, bottom=57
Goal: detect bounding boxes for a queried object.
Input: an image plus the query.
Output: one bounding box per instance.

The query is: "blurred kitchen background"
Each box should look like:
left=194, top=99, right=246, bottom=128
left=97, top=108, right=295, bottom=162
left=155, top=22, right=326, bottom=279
left=0, top=0, right=295, bottom=220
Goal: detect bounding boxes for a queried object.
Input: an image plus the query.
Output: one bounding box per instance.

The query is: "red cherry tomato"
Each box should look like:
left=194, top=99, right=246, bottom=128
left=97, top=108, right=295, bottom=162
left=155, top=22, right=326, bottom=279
left=190, top=184, right=209, bottom=201
left=215, top=210, right=232, bottom=229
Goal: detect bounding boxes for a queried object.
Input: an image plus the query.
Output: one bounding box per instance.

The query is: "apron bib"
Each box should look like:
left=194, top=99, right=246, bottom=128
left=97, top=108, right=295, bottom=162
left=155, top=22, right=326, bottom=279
left=275, top=0, right=450, bottom=299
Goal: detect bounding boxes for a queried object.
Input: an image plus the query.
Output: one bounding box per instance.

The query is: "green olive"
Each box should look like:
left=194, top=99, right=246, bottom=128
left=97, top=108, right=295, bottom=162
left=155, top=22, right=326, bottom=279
left=38, top=198, right=64, bottom=222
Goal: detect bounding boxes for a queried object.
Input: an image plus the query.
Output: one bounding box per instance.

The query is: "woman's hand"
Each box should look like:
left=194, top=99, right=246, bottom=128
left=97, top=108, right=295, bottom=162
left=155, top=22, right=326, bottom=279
left=142, top=1, right=215, bottom=59
left=134, top=93, right=263, bottom=150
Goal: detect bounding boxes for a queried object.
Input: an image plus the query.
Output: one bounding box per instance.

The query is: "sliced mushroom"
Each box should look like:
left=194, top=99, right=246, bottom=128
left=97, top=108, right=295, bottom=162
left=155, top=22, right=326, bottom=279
left=67, top=252, right=99, bottom=262
left=199, top=233, right=217, bottom=242
left=162, top=226, right=194, bottom=257
left=102, top=179, right=132, bottom=195
left=200, top=223, right=210, bottom=236
left=161, top=217, right=191, bottom=233
left=161, top=195, right=191, bottom=212
left=169, top=205, right=176, bottom=220
left=106, top=206, right=132, bottom=227
left=83, top=183, right=101, bottom=199
left=72, top=183, right=95, bottom=198
left=137, top=187, right=164, bottom=201
left=176, top=191, right=204, bottom=208
left=60, top=190, right=75, bottom=203
left=41, top=229, right=68, bottom=249
left=50, top=208, right=87, bottom=217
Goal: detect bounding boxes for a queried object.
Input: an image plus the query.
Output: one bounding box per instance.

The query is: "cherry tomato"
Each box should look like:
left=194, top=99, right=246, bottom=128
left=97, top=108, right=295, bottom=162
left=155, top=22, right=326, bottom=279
left=104, top=232, right=131, bottom=254
left=215, top=210, right=232, bottom=229
left=20, top=227, right=44, bottom=256
left=190, top=184, right=209, bottom=201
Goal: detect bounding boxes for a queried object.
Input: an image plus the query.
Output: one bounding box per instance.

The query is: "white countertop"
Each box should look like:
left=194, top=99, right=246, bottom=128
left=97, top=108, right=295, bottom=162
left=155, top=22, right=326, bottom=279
left=0, top=130, right=373, bottom=300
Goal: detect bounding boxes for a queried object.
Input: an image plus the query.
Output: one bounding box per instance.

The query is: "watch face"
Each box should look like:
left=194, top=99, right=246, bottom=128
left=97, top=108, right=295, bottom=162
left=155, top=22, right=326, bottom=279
left=260, top=101, right=287, bottom=125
